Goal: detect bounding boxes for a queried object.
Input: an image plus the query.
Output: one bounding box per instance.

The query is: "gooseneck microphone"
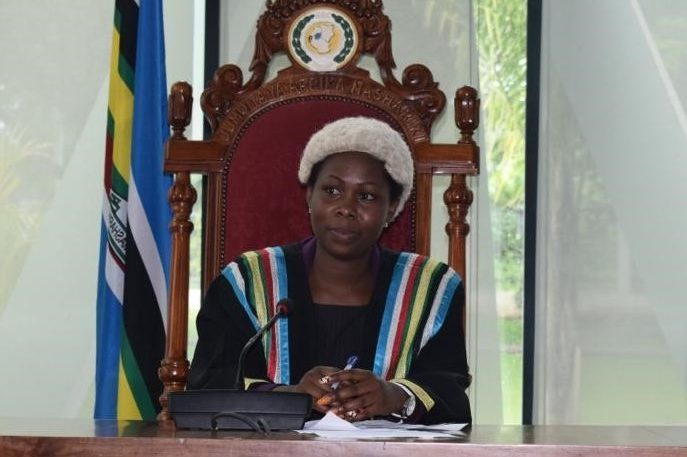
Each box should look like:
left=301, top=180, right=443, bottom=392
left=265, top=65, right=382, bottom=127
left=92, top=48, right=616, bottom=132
left=233, top=298, right=293, bottom=390
left=168, top=297, right=311, bottom=431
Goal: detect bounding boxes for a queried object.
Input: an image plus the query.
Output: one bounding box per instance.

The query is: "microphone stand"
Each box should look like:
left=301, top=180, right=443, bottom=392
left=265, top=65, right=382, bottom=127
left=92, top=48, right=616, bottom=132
left=168, top=299, right=312, bottom=431
left=233, top=305, right=287, bottom=390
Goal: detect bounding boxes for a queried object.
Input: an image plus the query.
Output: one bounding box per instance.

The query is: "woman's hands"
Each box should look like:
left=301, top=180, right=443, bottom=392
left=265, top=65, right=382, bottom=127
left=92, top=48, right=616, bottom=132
left=320, top=368, right=408, bottom=421
left=279, top=367, right=409, bottom=420
left=275, top=366, right=340, bottom=413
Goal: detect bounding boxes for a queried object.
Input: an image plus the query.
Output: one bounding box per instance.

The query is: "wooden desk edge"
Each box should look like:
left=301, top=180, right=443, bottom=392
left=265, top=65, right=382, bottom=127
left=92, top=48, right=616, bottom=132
left=2, top=435, right=687, bottom=457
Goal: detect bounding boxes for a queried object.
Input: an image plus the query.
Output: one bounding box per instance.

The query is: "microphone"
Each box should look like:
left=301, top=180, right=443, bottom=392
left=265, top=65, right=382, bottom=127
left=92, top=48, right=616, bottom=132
left=233, top=298, right=293, bottom=390
left=168, top=297, right=311, bottom=431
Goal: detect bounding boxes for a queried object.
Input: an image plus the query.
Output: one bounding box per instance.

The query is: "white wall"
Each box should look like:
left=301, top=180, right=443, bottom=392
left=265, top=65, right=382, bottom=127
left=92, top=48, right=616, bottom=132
left=535, top=0, right=687, bottom=424
left=0, top=1, right=198, bottom=419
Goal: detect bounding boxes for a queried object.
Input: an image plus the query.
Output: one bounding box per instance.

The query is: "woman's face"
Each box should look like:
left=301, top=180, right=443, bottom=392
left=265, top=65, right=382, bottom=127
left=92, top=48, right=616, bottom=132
left=307, top=151, right=398, bottom=261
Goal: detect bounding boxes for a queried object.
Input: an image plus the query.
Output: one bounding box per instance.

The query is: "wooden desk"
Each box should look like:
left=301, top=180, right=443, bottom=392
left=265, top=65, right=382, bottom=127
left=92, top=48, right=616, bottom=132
left=1, top=419, right=686, bottom=456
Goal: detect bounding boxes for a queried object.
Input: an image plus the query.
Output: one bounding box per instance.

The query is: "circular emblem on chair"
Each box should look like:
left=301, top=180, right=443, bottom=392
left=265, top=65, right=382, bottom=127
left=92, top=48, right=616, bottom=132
left=287, top=6, right=360, bottom=72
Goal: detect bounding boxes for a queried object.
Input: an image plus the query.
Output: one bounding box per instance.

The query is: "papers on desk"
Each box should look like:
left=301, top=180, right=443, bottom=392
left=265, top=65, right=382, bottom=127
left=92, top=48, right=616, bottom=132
left=296, top=411, right=467, bottom=439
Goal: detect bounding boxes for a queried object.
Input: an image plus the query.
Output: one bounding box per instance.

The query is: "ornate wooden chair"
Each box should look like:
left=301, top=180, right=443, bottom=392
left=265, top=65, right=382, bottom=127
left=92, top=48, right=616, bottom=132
left=157, top=0, right=479, bottom=419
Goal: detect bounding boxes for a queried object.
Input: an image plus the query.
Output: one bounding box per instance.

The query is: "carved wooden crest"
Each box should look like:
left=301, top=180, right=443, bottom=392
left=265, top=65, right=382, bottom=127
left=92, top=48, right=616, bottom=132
left=285, top=5, right=362, bottom=71
left=201, top=0, right=447, bottom=137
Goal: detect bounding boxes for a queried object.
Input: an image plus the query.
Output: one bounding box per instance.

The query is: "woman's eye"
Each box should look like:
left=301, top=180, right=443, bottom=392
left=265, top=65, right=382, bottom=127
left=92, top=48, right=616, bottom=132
left=324, top=186, right=341, bottom=196
left=358, top=192, right=376, bottom=202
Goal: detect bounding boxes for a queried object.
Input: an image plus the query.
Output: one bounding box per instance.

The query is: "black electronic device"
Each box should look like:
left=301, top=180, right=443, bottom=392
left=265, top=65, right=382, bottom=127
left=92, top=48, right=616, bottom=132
left=169, top=298, right=312, bottom=432
left=168, top=389, right=312, bottom=431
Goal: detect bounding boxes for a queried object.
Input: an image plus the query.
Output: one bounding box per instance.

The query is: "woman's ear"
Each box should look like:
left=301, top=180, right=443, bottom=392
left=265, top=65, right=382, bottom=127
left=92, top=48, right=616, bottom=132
left=386, top=199, right=399, bottom=224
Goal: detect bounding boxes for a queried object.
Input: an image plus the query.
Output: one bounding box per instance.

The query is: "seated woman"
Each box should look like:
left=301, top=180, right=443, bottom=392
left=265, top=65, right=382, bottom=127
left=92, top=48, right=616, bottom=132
left=188, top=117, right=472, bottom=424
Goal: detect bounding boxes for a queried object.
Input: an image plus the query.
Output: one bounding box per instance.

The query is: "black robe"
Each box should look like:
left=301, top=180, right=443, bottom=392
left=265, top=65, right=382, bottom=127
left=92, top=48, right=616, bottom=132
left=188, top=240, right=472, bottom=424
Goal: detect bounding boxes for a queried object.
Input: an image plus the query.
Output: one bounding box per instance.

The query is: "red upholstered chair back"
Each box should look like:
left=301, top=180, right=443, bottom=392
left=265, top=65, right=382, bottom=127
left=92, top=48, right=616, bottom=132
left=223, top=100, right=414, bottom=264
left=158, top=0, right=479, bottom=420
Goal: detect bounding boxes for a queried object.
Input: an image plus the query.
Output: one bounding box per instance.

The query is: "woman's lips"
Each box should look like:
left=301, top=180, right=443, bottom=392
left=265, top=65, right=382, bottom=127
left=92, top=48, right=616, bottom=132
left=329, top=227, right=357, bottom=242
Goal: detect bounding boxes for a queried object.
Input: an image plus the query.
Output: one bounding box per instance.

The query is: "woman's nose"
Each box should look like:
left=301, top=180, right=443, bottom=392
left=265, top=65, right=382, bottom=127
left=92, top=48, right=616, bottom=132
left=336, top=195, right=356, bottom=218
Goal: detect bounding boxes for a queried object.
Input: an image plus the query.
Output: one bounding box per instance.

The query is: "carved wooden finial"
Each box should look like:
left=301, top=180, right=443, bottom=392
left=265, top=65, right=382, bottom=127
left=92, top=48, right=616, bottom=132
left=168, top=81, right=193, bottom=140
left=455, top=86, right=480, bottom=145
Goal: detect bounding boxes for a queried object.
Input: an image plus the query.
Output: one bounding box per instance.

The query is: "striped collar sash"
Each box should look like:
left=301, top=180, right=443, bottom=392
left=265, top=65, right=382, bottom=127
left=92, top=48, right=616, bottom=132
left=221, top=248, right=460, bottom=385
left=221, top=247, right=291, bottom=384
left=373, top=252, right=461, bottom=380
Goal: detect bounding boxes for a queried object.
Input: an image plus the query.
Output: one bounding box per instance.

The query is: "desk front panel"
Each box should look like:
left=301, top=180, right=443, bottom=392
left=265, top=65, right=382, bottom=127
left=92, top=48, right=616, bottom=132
left=1, top=419, right=686, bottom=457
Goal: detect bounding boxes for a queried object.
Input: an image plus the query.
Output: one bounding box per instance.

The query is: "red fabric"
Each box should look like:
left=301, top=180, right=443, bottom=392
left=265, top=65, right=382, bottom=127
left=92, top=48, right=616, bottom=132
left=223, top=99, right=415, bottom=263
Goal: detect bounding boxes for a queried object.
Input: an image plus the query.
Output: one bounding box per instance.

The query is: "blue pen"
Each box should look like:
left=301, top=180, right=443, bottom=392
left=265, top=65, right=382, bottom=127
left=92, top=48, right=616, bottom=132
left=331, top=355, right=358, bottom=390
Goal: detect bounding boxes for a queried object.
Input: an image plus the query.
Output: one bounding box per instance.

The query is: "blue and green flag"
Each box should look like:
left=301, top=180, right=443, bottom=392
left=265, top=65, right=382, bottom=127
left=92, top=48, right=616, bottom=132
left=95, top=0, right=171, bottom=420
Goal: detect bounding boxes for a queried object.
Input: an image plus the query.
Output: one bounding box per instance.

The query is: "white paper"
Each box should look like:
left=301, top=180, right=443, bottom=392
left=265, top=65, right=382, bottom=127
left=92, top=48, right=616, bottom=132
left=298, top=411, right=467, bottom=439
left=305, top=411, right=359, bottom=431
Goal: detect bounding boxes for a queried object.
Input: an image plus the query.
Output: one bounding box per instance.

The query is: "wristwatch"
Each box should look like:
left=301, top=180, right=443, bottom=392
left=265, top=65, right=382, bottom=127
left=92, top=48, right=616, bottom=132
left=392, top=382, right=417, bottom=418
left=400, top=392, right=416, bottom=417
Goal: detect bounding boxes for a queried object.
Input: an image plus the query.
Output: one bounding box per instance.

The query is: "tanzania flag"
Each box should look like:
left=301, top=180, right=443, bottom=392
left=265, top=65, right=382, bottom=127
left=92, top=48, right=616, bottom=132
left=95, top=0, right=171, bottom=420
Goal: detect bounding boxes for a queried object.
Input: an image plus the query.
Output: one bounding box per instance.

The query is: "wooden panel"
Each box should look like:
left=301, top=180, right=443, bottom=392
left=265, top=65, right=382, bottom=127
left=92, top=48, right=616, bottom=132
left=1, top=420, right=687, bottom=457
left=164, top=141, right=225, bottom=173
left=415, top=143, right=479, bottom=174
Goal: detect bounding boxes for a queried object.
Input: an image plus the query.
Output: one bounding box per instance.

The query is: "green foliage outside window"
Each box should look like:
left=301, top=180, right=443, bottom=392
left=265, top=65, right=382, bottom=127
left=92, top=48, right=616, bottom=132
left=0, top=126, right=56, bottom=315
left=476, top=0, right=526, bottom=308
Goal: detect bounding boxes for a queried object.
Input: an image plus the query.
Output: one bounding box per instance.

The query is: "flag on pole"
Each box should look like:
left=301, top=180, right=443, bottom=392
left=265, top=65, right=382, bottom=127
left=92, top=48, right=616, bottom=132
left=95, top=0, right=171, bottom=420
